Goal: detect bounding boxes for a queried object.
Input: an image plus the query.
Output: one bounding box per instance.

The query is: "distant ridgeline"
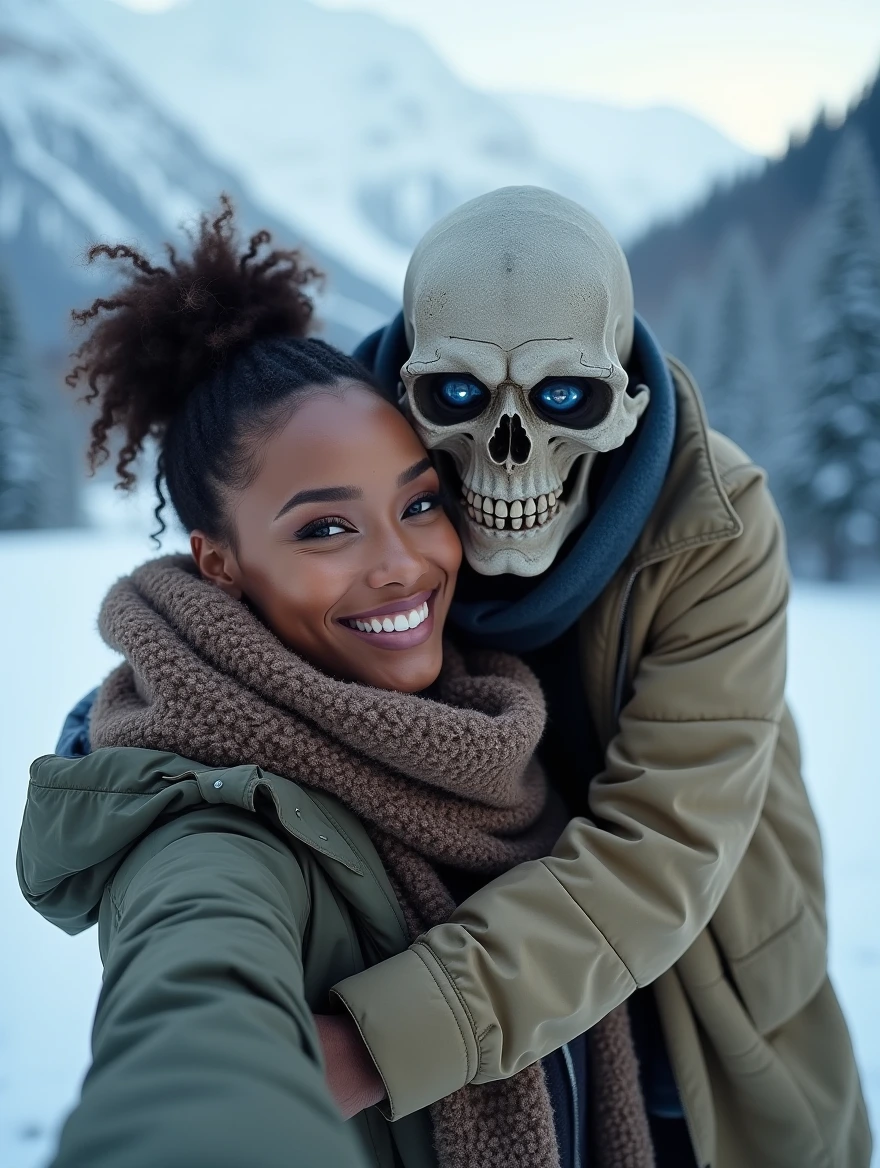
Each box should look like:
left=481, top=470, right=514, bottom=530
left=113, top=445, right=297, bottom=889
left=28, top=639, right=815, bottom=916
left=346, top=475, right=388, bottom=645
left=0, top=0, right=394, bottom=531
left=628, top=73, right=880, bottom=580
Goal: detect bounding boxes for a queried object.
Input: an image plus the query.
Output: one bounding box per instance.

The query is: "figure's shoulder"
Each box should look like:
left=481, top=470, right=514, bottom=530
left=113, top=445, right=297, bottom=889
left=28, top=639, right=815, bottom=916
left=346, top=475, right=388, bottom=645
left=705, top=428, right=768, bottom=500
left=631, top=356, right=783, bottom=576
left=666, top=355, right=771, bottom=505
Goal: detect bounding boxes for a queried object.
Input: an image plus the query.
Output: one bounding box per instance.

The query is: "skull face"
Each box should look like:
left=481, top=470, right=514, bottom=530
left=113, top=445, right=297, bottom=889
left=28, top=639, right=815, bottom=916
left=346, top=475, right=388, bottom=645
left=401, top=186, right=649, bottom=577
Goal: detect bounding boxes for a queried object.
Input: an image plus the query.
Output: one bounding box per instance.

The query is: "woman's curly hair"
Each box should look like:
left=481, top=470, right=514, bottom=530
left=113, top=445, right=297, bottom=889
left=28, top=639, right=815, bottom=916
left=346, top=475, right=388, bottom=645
left=66, top=195, right=377, bottom=540
left=67, top=195, right=319, bottom=491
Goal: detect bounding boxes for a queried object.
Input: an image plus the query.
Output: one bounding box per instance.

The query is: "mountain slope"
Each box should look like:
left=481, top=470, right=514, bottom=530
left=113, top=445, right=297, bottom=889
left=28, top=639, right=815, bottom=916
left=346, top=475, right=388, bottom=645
left=0, top=0, right=394, bottom=354
left=626, top=71, right=880, bottom=319
left=60, top=0, right=757, bottom=295
left=504, top=94, right=758, bottom=243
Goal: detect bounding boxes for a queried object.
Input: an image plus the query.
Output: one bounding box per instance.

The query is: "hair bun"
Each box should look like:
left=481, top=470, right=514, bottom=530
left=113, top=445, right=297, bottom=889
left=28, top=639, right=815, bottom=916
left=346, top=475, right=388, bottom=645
left=66, top=194, right=322, bottom=488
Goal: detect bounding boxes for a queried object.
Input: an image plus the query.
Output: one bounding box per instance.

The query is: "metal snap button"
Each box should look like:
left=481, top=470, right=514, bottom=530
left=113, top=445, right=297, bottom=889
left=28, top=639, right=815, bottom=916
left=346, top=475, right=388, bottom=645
left=213, top=780, right=223, bottom=789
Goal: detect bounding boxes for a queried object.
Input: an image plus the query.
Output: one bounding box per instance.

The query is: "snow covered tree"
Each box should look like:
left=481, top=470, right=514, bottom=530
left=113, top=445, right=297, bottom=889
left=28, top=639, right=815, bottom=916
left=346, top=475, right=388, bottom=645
left=656, top=276, right=708, bottom=384
left=789, top=132, right=880, bottom=579
left=0, top=268, right=43, bottom=529
left=699, top=226, right=780, bottom=473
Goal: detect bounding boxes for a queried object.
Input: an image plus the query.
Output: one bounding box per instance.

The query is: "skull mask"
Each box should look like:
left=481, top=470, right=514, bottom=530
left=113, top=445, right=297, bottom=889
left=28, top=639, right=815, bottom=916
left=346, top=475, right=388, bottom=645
left=401, top=186, right=649, bottom=577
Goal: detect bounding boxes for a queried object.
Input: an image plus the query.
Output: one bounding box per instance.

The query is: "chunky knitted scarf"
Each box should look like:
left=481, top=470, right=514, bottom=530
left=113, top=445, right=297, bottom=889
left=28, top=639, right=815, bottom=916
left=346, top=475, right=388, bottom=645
left=92, top=556, right=654, bottom=1168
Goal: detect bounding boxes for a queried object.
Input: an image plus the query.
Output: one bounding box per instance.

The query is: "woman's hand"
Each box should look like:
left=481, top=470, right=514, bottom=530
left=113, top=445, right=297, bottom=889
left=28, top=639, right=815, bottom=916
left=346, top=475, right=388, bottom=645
left=314, top=1012, right=387, bottom=1119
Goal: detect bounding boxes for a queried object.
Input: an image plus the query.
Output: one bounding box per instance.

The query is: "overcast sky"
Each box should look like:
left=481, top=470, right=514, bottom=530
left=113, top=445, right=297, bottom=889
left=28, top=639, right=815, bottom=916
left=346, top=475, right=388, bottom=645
left=119, top=0, right=880, bottom=155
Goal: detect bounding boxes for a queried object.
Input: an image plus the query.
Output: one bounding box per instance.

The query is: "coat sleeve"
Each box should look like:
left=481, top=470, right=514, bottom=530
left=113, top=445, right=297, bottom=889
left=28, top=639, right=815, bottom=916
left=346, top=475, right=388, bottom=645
left=332, top=468, right=788, bottom=1120
left=50, top=818, right=370, bottom=1168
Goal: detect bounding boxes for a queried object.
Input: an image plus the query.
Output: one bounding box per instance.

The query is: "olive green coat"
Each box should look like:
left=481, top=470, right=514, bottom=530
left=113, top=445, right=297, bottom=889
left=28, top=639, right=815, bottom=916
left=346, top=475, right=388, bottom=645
left=17, top=749, right=436, bottom=1168
left=330, top=360, right=872, bottom=1168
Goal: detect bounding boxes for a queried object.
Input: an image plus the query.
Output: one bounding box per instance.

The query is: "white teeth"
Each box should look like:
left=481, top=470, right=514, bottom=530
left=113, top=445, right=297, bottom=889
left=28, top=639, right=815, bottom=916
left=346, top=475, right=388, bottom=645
left=463, top=491, right=563, bottom=533
left=351, top=602, right=431, bottom=634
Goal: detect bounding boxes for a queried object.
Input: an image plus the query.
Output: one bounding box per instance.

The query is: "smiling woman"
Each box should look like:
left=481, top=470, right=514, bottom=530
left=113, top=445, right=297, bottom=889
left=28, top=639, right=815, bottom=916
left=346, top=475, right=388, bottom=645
left=66, top=195, right=461, bottom=692
left=18, top=193, right=581, bottom=1168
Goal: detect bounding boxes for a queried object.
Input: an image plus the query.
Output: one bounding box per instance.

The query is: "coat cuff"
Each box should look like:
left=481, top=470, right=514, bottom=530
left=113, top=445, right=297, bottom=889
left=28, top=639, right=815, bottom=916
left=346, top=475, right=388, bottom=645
left=331, top=944, right=478, bottom=1120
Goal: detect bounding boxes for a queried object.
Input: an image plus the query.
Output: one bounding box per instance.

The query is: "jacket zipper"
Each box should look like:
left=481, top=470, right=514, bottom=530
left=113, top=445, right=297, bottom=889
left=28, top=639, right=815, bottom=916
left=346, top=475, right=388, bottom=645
left=561, top=1043, right=582, bottom=1168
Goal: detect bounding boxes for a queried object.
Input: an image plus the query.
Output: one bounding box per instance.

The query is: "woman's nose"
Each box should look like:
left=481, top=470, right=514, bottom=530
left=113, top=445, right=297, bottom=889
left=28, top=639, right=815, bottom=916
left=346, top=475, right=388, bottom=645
left=364, top=527, right=428, bottom=591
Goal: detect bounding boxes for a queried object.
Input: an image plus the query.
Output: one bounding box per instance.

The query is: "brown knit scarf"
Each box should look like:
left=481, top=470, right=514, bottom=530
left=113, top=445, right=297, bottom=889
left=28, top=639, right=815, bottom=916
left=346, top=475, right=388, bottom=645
left=92, top=556, right=654, bottom=1168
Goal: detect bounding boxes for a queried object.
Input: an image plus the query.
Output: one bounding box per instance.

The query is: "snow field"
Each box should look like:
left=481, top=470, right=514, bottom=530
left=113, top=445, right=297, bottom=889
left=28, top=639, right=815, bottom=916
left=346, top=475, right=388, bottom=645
left=0, top=531, right=877, bottom=1166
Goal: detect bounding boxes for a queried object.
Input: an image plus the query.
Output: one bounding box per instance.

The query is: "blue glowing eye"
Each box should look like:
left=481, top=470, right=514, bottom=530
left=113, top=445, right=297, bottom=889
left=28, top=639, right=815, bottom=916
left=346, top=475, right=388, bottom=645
left=537, top=383, right=584, bottom=411
left=440, top=377, right=485, bottom=407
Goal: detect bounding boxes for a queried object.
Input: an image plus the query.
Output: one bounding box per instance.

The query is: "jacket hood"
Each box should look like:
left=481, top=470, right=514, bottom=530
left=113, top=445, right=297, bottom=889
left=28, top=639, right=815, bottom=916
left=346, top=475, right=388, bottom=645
left=17, top=748, right=365, bottom=935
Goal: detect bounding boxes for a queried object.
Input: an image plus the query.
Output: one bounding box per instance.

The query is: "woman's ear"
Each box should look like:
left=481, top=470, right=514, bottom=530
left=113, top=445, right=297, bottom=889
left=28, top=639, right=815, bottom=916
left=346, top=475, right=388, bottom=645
left=190, top=532, right=242, bottom=599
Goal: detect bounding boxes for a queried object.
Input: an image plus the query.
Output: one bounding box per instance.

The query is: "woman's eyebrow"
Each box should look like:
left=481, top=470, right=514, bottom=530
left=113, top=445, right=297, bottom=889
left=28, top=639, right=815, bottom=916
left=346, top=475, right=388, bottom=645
left=397, top=457, right=433, bottom=487
left=274, top=485, right=362, bottom=521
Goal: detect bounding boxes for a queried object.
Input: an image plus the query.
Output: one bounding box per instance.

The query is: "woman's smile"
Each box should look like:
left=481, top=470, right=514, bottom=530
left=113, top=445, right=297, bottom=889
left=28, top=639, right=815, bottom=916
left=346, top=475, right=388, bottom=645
left=338, top=588, right=435, bottom=650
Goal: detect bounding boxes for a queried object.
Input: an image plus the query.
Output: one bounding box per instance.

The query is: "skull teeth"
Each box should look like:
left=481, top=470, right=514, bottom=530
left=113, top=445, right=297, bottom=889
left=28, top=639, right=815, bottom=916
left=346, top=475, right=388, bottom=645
left=459, top=485, right=561, bottom=532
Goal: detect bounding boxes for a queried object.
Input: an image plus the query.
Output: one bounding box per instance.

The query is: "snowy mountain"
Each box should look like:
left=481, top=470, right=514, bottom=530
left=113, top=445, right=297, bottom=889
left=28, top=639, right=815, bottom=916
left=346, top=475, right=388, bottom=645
left=0, top=0, right=394, bottom=354
left=59, top=0, right=757, bottom=296
left=504, top=94, right=759, bottom=244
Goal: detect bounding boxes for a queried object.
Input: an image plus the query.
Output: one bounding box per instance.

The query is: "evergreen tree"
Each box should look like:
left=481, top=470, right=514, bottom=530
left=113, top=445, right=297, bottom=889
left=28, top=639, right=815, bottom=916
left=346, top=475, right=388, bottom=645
left=699, top=226, right=779, bottom=472
left=792, top=132, right=880, bottom=579
left=657, top=276, right=708, bottom=383
left=0, top=268, right=43, bottom=529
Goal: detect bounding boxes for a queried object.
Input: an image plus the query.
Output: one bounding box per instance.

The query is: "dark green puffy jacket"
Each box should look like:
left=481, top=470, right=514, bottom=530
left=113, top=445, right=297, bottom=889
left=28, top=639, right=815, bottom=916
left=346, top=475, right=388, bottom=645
left=17, top=748, right=437, bottom=1168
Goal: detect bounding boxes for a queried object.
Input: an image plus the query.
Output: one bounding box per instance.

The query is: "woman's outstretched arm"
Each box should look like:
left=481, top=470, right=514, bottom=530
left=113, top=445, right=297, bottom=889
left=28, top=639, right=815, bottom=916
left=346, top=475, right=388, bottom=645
left=50, top=815, right=369, bottom=1168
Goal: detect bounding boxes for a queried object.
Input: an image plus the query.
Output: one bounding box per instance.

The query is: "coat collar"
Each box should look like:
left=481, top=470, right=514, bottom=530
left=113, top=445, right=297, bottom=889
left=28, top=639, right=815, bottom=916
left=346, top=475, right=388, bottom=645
left=630, top=357, right=743, bottom=570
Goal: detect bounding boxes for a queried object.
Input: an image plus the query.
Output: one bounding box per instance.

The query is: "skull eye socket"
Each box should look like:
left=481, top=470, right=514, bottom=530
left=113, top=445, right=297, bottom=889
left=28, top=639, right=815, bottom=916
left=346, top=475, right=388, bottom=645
left=530, top=377, right=613, bottom=429
left=536, top=383, right=583, bottom=411
left=413, top=374, right=490, bottom=425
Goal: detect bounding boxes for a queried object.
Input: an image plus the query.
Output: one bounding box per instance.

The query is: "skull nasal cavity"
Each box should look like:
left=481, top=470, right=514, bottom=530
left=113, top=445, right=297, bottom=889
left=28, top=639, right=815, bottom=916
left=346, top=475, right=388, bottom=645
left=488, top=413, right=531, bottom=465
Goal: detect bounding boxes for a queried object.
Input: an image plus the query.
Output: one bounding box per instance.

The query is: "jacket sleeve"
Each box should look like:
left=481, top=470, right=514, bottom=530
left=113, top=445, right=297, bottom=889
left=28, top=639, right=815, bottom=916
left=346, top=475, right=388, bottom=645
left=51, top=817, right=369, bottom=1168
left=332, top=468, right=788, bottom=1119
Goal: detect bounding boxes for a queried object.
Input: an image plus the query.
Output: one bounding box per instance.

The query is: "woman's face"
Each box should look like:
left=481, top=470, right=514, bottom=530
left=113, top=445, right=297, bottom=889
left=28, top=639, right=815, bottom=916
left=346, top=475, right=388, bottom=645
left=193, top=381, right=462, bottom=692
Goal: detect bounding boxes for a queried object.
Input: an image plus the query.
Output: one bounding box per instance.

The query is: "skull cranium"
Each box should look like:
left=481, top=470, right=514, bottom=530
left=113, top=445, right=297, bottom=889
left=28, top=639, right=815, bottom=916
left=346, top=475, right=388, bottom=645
left=401, top=186, right=649, bottom=577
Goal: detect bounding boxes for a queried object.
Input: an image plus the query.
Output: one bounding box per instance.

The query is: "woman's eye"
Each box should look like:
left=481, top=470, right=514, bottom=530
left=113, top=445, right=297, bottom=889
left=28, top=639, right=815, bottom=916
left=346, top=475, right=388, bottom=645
left=439, top=377, right=487, bottom=408
left=536, top=382, right=584, bottom=411
left=404, top=494, right=440, bottom=518
left=296, top=518, right=351, bottom=540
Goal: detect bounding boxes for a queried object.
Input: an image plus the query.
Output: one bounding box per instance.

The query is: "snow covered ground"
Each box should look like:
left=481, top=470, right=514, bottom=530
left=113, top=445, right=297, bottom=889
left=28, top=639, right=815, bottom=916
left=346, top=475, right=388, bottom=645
left=1, top=530, right=878, bottom=1166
